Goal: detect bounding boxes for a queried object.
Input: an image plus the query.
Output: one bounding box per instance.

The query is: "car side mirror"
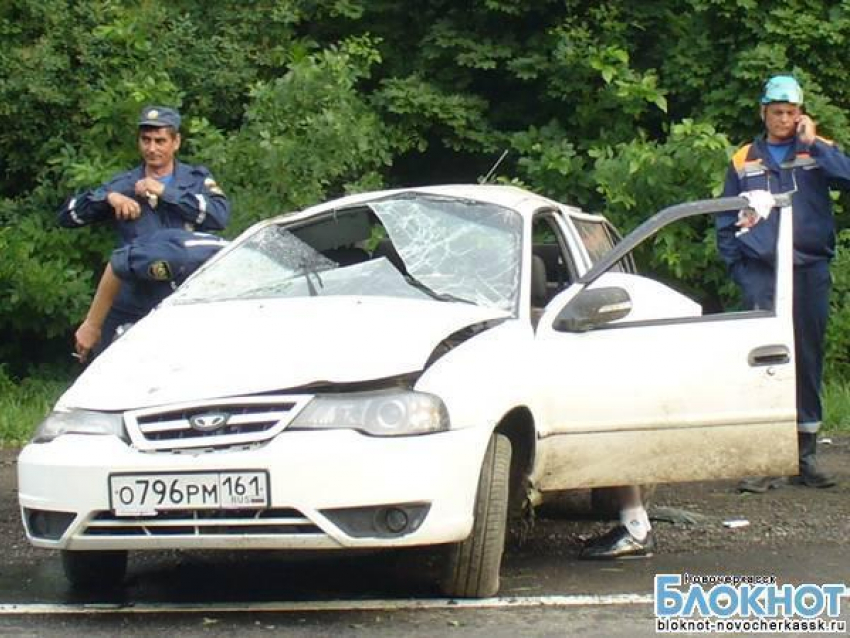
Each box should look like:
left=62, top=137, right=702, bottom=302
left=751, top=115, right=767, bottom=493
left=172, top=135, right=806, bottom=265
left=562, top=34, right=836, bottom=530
left=553, top=286, right=632, bottom=332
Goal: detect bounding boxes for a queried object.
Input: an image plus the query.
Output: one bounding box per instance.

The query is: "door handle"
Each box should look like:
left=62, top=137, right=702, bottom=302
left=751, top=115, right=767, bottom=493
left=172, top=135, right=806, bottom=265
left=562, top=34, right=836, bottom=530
left=748, top=344, right=790, bottom=367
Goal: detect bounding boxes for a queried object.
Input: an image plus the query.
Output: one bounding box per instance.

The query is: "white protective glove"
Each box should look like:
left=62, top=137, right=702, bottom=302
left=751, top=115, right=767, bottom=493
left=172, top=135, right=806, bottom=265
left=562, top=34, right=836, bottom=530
left=735, top=190, right=776, bottom=236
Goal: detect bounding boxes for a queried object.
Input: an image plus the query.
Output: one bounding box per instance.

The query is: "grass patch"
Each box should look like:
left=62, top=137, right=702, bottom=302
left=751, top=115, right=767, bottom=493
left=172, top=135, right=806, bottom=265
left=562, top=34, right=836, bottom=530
left=823, top=379, right=850, bottom=433
left=0, top=375, right=68, bottom=446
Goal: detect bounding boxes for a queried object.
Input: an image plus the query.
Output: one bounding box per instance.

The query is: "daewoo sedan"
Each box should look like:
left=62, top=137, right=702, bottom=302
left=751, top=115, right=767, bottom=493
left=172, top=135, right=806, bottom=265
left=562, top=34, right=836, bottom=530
left=18, top=185, right=798, bottom=597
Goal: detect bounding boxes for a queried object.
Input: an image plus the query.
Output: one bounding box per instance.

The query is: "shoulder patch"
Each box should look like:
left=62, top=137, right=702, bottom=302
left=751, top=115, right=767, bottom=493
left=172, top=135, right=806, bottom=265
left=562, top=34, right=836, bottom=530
left=204, top=177, right=225, bottom=195
left=148, top=260, right=173, bottom=281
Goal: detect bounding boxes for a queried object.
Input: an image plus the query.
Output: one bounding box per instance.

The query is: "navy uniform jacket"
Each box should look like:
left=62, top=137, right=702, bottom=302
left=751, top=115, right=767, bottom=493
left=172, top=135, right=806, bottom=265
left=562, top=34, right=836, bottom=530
left=57, top=160, right=230, bottom=245
left=110, top=229, right=228, bottom=317
left=718, top=136, right=850, bottom=278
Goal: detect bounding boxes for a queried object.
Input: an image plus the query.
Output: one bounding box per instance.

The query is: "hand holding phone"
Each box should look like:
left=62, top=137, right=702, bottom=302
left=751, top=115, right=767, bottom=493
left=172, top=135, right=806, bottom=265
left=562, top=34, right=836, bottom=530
left=796, top=114, right=816, bottom=146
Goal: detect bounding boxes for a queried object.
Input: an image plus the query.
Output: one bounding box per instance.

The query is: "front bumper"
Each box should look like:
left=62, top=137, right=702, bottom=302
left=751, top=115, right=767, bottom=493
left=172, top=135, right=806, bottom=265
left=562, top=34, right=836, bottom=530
left=18, top=426, right=487, bottom=552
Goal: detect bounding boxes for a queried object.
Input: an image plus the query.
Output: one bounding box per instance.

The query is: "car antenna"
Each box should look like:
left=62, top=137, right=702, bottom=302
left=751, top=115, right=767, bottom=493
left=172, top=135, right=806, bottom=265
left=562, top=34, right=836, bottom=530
left=479, top=150, right=509, bottom=184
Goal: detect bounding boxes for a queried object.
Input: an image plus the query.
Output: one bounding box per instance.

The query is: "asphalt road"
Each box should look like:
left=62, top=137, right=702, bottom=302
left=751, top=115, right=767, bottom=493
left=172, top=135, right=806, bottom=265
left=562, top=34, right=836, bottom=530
left=1, top=438, right=848, bottom=636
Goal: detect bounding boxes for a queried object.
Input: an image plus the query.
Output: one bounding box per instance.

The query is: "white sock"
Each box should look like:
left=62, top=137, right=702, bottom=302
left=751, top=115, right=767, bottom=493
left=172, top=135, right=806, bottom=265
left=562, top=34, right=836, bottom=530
left=620, top=506, right=651, bottom=541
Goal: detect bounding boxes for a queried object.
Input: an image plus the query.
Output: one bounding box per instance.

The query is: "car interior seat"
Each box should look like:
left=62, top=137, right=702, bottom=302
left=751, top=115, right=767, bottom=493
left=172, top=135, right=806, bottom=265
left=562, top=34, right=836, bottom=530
left=323, top=246, right=370, bottom=266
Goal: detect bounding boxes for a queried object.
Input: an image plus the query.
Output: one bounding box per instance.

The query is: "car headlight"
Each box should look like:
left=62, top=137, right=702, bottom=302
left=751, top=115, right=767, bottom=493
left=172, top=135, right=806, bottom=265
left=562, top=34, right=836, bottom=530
left=289, top=389, right=449, bottom=436
left=32, top=408, right=126, bottom=443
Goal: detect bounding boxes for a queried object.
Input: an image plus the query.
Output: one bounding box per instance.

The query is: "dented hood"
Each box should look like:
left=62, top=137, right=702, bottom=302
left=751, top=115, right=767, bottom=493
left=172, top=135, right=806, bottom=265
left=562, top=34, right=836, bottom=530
left=61, top=296, right=509, bottom=411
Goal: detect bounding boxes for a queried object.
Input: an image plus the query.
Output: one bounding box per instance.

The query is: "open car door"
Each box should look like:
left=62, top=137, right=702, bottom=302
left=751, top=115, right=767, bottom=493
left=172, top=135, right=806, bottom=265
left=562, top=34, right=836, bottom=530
left=532, top=194, right=797, bottom=490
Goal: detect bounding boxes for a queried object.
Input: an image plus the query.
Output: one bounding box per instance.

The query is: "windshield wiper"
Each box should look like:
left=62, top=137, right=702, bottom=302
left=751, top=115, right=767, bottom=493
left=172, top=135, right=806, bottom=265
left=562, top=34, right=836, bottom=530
left=297, top=259, right=326, bottom=297
left=403, top=272, right=474, bottom=304
left=304, top=268, right=323, bottom=296
left=233, top=262, right=328, bottom=300
left=234, top=280, right=294, bottom=299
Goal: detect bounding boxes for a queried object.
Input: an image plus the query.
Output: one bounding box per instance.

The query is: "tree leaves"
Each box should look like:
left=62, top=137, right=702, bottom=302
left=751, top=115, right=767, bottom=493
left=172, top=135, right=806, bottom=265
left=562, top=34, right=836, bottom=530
left=1, top=0, right=849, bottom=376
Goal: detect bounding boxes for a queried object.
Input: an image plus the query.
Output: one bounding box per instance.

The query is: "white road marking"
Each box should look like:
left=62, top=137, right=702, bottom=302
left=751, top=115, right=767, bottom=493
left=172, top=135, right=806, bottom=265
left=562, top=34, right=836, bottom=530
left=0, top=593, right=653, bottom=615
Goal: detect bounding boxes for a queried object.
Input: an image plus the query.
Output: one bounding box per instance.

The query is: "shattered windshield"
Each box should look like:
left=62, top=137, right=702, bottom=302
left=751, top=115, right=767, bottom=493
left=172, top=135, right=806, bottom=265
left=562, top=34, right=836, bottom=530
left=170, top=194, right=523, bottom=313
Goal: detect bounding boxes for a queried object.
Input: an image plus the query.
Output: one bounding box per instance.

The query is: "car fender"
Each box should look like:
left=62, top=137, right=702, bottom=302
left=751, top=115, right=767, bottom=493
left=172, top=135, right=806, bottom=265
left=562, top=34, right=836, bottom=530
left=416, top=320, right=535, bottom=433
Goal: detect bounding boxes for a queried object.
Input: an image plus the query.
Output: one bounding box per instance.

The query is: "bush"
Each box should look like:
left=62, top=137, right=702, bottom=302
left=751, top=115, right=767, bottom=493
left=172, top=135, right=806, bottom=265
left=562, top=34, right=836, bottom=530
left=0, top=197, right=109, bottom=374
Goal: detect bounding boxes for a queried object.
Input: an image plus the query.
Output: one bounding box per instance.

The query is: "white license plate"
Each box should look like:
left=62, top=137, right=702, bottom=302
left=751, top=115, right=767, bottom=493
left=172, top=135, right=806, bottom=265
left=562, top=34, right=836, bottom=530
left=109, top=471, right=269, bottom=514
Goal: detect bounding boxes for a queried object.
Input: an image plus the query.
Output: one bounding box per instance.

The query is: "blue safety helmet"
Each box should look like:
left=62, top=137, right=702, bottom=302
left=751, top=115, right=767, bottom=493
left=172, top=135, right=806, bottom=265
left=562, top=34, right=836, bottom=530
left=760, top=75, right=803, bottom=105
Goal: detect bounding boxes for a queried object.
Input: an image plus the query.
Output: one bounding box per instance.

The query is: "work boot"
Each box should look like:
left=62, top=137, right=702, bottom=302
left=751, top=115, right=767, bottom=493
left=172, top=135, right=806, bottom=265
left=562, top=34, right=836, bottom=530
left=791, top=433, right=836, bottom=488
left=737, top=476, right=786, bottom=493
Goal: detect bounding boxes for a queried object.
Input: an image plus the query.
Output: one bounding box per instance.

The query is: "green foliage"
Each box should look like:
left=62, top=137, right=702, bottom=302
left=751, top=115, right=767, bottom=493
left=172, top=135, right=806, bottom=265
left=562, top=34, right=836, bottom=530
left=591, top=120, right=736, bottom=307
left=510, top=122, right=595, bottom=208
left=0, top=204, right=103, bottom=372
left=0, top=365, right=69, bottom=445
left=822, top=380, right=850, bottom=433
left=219, top=38, right=395, bottom=232
left=1, top=0, right=850, bottom=380
left=373, top=77, right=496, bottom=153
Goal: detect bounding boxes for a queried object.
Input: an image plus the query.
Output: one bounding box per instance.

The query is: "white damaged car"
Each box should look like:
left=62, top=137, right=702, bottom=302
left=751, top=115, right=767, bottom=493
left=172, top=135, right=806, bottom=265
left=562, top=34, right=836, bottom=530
left=19, top=185, right=798, bottom=597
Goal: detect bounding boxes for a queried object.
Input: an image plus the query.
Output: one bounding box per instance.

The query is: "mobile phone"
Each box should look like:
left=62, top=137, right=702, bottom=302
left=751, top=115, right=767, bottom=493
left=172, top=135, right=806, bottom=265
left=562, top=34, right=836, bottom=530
left=796, top=108, right=807, bottom=137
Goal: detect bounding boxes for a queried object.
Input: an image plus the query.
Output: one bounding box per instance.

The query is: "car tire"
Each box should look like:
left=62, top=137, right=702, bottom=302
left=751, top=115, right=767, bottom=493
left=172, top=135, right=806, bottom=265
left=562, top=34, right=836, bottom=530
left=61, top=550, right=128, bottom=589
left=440, top=432, right=511, bottom=598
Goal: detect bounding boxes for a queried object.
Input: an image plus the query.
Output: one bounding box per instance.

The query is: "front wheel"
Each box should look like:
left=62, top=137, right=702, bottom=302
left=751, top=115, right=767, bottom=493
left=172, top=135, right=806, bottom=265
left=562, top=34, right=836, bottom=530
left=440, top=432, right=512, bottom=598
left=61, top=550, right=128, bottom=590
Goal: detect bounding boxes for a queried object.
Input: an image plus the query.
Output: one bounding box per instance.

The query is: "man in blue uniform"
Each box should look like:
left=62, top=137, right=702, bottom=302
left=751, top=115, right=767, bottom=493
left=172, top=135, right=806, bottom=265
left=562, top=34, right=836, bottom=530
left=717, top=75, right=850, bottom=491
left=74, top=229, right=228, bottom=362
left=59, top=105, right=231, bottom=354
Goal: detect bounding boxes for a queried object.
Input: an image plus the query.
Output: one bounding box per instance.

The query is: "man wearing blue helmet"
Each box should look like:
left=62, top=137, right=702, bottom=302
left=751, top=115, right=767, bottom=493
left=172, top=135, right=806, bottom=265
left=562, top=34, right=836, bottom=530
left=717, top=75, right=850, bottom=492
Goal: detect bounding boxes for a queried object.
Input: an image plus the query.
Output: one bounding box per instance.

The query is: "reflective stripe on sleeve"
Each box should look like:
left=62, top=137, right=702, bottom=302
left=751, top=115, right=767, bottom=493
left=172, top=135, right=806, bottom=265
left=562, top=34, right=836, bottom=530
left=183, top=239, right=228, bottom=248
left=68, top=198, right=84, bottom=225
left=194, top=194, right=207, bottom=225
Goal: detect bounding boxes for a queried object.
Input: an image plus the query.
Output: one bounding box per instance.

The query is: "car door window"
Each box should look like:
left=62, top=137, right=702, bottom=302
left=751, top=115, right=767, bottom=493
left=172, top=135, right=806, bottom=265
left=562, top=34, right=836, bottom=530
left=569, top=206, right=778, bottom=326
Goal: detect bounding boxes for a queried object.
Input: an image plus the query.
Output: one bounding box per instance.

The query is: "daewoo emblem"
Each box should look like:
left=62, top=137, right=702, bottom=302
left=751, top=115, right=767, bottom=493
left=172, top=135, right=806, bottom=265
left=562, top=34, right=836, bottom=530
left=189, top=412, right=231, bottom=432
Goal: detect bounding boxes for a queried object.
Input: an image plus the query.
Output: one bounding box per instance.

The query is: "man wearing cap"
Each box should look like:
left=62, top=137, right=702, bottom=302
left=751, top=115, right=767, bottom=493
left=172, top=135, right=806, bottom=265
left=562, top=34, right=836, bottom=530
left=59, top=105, right=230, bottom=243
left=717, top=75, right=850, bottom=492
left=58, top=105, right=231, bottom=356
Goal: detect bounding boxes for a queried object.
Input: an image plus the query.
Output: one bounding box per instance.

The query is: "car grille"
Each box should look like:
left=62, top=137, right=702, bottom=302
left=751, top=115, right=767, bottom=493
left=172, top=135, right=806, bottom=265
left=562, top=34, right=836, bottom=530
left=124, top=395, right=313, bottom=452
left=82, top=508, right=324, bottom=537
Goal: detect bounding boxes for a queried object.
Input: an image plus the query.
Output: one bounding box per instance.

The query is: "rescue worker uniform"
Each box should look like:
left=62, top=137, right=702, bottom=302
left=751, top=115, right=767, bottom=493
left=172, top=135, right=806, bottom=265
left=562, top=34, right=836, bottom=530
left=717, top=135, right=850, bottom=487
left=96, top=229, right=229, bottom=356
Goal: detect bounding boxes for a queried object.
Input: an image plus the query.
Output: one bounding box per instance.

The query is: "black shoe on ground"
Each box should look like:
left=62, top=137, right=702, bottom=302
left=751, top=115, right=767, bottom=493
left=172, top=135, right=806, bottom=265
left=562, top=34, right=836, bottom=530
left=737, top=476, right=787, bottom=494
left=579, top=525, right=655, bottom=560
left=789, top=471, right=837, bottom=489
left=793, top=433, right=837, bottom=488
